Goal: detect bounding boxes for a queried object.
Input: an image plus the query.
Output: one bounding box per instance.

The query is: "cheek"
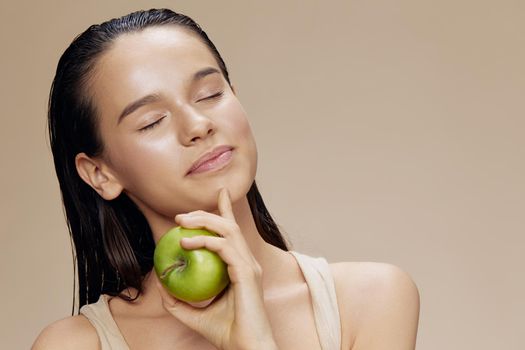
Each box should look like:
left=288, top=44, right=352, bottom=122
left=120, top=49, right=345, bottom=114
left=104, top=132, right=184, bottom=189
left=223, top=99, right=256, bottom=144
left=223, top=100, right=258, bottom=171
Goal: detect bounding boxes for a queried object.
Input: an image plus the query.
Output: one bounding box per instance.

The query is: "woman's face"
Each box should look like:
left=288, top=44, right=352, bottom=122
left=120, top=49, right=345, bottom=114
left=85, top=26, right=258, bottom=217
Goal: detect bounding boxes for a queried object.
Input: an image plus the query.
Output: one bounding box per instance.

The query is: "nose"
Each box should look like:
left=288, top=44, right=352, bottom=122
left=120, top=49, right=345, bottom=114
left=179, top=108, right=216, bottom=145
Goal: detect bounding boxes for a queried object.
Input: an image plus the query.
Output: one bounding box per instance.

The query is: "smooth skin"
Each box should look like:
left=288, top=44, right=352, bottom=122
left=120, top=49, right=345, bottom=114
left=32, top=25, right=420, bottom=349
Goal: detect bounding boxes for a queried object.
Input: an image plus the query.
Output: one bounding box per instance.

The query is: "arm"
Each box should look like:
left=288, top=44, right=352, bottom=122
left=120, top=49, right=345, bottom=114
left=350, top=263, right=420, bottom=350
left=155, top=188, right=278, bottom=350
left=31, top=315, right=99, bottom=350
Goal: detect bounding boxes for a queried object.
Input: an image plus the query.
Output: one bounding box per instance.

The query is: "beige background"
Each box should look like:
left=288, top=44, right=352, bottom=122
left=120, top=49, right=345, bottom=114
left=1, top=0, right=523, bottom=349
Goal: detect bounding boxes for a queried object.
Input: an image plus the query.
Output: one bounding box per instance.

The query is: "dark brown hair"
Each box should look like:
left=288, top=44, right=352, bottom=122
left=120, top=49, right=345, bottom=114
left=47, top=8, right=290, bottom=315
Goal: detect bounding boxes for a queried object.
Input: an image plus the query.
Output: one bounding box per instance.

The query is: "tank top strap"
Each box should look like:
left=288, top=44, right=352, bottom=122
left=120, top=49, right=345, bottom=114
left=289, top=250, right=342, bottom=350
left=79, top=253, right=341, bottom=350
left=79, top=294, right=131, bottom=350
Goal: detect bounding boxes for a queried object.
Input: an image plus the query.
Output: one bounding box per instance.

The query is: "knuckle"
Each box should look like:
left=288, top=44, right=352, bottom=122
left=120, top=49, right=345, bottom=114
left=208, top=237, right=225, bottom=251
left=227, top=222, right=241, bottom=234
left=215, top=245, right=225, bottom=255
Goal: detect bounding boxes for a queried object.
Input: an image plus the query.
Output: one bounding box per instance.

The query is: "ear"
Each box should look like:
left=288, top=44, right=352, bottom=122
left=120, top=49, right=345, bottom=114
left=75, top=152, right=124, bottom=200
left=230, top=83, right=237, bottom=96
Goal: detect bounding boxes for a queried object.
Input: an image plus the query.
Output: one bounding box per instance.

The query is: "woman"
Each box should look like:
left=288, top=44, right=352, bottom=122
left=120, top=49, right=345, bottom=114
left=32, top=8, right=419, bottom=350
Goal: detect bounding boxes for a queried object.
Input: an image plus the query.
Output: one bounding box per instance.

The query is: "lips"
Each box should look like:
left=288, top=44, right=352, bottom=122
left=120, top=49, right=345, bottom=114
left=187, top=145, right=234, bottom=175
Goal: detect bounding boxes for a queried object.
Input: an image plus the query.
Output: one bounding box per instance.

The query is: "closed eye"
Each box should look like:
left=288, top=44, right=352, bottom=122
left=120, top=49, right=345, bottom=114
left=138, top=91, right=223, bottom=132
left=139, top=115, right=166, bottom=132
left=199, top=90, right=224, bottom=102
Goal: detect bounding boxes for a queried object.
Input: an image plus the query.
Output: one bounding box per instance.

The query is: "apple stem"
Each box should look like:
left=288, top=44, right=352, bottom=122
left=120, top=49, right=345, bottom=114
left=160, top=261, right=186, bottom=280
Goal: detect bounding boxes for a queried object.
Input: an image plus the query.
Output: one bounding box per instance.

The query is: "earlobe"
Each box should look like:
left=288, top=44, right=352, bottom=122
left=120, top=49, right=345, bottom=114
left=75, top=152, right=123, bottom=200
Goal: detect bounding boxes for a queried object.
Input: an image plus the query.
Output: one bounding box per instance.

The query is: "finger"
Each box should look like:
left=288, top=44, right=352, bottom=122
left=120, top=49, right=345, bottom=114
left=176, top=213, right=237, bottom=239
left=180, top=235, right=238, bottom=267
left=181, top=235, right=258, bottom=284
left=218, top=187, right=235, bottom=221
left=176, top=210, right=253, bottom=261
left=155, top=280, right=208, bottom=330
left=181, top=235, right=226, bottom=252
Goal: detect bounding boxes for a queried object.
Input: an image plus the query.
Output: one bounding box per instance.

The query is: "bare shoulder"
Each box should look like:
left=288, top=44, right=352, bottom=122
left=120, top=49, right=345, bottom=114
left=330, top=261, right=420, bottom=350
left=329, top=261, right=420, bottom=304
left=31, top=315, right=100, bottom=350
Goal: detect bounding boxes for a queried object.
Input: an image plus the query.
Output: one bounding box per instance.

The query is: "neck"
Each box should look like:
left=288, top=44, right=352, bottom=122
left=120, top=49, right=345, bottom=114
left=124, top=194, right=292, bottom=314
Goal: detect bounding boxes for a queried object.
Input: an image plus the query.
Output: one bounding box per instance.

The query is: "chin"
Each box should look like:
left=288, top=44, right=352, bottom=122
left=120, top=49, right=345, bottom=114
left=201, top=158, right=255, bottom=202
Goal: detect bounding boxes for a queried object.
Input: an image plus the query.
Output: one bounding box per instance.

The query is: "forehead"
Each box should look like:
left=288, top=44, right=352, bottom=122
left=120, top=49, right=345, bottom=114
left=89, top=26, right=220, bottom=116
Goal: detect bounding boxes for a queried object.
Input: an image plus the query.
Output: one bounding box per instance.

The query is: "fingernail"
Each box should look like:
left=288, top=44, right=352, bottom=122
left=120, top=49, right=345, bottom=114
left=176, top=214, right=189, bottom=221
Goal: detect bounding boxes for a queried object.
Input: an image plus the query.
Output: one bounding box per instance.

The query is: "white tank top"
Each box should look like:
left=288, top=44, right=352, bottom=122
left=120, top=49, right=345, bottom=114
left=80, top=250, right=342, bottom=349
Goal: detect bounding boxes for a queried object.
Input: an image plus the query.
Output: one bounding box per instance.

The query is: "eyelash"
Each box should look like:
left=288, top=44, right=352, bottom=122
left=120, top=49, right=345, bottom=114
left=139, top=115, right=166, bottom=132
left=139, top=90, right=224, bottom=132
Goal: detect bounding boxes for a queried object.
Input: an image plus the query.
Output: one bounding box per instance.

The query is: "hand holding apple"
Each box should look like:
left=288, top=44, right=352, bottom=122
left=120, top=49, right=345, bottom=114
left=153, top=187, right=278, bottom=350
left=154, top=226, right=230, bottom=303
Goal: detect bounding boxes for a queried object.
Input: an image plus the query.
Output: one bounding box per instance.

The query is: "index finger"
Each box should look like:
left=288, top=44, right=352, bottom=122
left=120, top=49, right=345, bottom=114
left=218, top=187, right=235, bottom=221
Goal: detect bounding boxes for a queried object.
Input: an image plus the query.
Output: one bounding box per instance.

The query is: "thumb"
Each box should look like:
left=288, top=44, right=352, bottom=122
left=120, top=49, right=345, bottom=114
left=154, top=276, right=214, bottom=308
left=154, top=277, right=208, bottom=327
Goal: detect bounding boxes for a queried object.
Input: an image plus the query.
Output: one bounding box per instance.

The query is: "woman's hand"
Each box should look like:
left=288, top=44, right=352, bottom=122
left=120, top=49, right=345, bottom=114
left=154, top=187, right=278, bottom=350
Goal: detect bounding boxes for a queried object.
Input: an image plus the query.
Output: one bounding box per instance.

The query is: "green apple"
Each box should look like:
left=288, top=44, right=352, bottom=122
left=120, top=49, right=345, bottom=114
left=154, top=226, right=230, bottom=303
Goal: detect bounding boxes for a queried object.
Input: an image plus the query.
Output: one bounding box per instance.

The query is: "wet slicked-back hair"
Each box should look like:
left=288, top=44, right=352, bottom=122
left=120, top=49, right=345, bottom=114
left=48, top=8, right=290, bottom=314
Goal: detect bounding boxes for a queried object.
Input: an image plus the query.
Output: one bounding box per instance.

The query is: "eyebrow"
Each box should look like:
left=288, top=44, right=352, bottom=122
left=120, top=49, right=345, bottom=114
left=117, top=66, right=221, bottom=125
